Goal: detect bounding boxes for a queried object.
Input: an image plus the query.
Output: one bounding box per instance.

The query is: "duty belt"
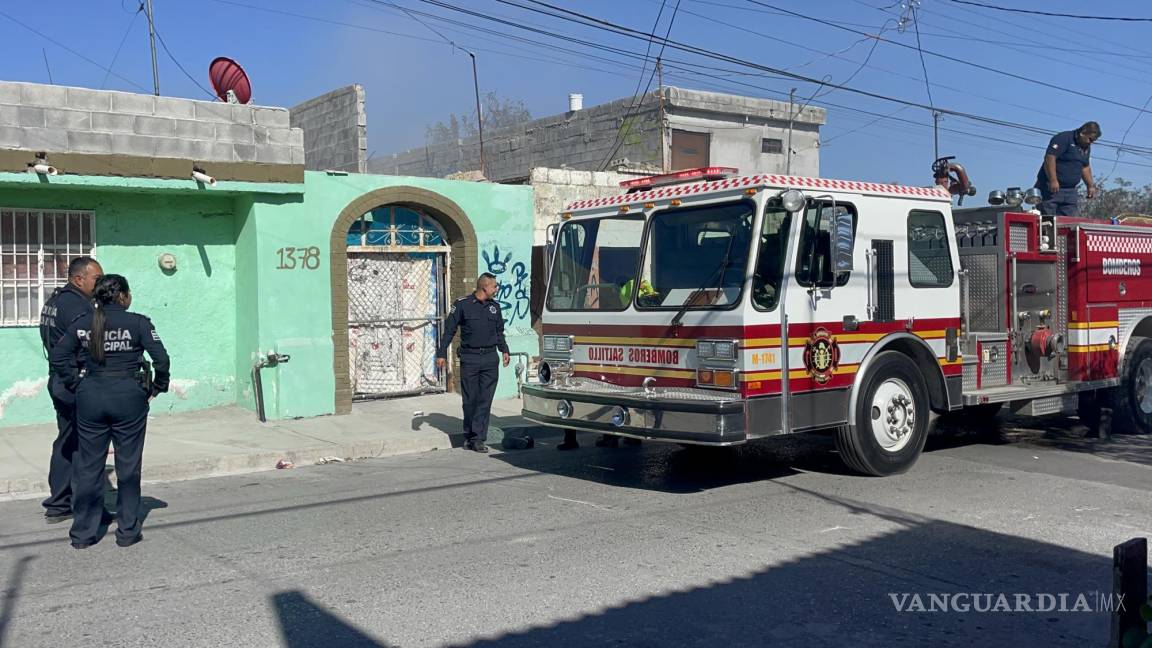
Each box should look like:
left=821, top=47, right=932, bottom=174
left=85, top=369, right=138, bottom=378
left=459, top=346, right=497, bottom=354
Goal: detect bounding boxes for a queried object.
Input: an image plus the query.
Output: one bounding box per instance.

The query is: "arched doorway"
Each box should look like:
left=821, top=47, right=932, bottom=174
left=329, top=187, right=477, bottom=414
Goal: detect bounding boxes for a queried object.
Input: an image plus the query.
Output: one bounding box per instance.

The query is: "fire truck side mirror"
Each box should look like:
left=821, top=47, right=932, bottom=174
left=832, top=211, right=855, bottom=277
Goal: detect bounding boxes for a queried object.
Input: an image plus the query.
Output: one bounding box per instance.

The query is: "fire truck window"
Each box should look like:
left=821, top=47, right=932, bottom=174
left=907, top=210, right=954, bottom=288
left=546, top=216, right=644, bottom=311
left=637, top=201, right=755, bottom=310
left=796, top=203, right=857, bottom=288
left=752, top=206, right=793, bottom=311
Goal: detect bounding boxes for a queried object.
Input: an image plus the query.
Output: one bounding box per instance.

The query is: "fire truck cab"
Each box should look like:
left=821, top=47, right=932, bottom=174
left=522, top=167, right=1152, bottom=476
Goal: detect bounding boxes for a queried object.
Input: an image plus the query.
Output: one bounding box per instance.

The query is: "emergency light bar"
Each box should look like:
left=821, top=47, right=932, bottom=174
left=620, top=167, right=739, bottom=193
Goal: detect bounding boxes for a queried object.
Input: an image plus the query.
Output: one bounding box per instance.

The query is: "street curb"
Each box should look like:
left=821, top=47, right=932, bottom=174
left=0, top=432, right=452, bottom=502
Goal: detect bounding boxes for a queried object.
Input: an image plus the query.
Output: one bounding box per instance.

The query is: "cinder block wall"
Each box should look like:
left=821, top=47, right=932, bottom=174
left=0, top=81, right=303, bottom=166
left=289, top=85, right=367, bottom=173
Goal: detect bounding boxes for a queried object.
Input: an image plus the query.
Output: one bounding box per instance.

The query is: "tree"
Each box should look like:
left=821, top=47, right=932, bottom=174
left=426, top=92, right=532, bottom=144
left=1080, top=177, right=1152, bottom=219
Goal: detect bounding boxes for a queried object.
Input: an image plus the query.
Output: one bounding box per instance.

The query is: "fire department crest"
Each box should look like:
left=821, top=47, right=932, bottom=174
left=803, top=327, right=840, bottom=384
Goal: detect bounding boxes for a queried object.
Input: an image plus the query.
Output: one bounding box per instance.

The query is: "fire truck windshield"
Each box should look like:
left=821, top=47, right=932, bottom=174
left=546, top=215, right=645, bottom=311
left=637, top=200, right=755, bottom=310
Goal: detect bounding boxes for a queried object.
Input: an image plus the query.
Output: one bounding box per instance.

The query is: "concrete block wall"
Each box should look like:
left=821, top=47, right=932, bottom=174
left=289, top=85, right=367, bottom=173
left=529, top=167, right=640, bottom=246
left=371, top=86, right=826, bottom=182
left=370, top=92, right=666, bottom=182
left=0, top=81, right=304, bottom=166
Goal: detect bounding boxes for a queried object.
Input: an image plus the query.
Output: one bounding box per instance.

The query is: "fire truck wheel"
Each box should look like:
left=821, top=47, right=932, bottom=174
left=1113, top=337, right=1152, bottom=435
left=836, top=351, right=930, bottom=476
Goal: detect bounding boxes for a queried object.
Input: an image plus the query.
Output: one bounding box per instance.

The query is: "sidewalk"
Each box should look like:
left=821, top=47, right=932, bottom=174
left=0, top=393, right=534, bottom=500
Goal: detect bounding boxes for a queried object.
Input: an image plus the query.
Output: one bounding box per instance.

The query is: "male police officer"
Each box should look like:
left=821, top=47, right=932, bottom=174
left=436, top=273, right=510, bottom=453
left=38, top=256, right=103, bottom=523
left=1035, top=121, right=1100, bottom=217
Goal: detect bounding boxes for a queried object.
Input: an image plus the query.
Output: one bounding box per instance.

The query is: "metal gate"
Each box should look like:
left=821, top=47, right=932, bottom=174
left=347, top=251, right=447, bottom=398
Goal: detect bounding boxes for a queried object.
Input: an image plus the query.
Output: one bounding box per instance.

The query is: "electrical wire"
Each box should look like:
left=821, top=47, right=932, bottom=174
left=102, top=4, right=143, bottom=89
left=948, top=0, right=1152, bottom=22
left=151, top=24, right=215, bottom=98
left=0, top=8, right=150, bottom=93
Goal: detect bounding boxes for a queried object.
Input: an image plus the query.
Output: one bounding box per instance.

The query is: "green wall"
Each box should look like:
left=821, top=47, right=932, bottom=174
left=0, top=182, right=244, bottom=425
left=249, top=172, right=536, bottom=420
left=0, top=171, right=536, bottom=427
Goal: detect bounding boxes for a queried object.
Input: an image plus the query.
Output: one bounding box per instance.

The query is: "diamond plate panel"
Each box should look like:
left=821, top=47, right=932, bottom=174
left=964, top=254, right=1001, bottom=331
left=963, top=363, right=978, bottom=392
left=980, top=341, right=1008, bottom=387
left=1119, top=307, right=1152, bottom=350
left=347, top=252, right=442, bottom=397
left=1009, top=223, right=1029, bottom=252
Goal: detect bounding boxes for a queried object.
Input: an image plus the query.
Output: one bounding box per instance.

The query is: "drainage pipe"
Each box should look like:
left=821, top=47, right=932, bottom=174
left=252, top=352, right=291, bottom=422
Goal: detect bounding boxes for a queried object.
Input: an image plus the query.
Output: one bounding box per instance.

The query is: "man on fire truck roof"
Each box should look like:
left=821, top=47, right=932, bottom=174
left=1034, top=121, right=1100, bottom=217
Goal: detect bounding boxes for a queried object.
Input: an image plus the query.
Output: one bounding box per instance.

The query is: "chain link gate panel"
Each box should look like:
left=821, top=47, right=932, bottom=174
left=347, top=251, right=445, bottom=398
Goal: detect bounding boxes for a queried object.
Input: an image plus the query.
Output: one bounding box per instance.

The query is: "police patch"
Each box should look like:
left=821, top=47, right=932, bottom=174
left=151, top=330, right=161, bottom=341
left=488, top=304, right=497, bottom=314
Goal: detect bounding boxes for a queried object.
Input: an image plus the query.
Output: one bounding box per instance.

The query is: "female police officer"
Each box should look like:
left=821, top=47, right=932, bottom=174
left=50, top=274, right=170, bottom=549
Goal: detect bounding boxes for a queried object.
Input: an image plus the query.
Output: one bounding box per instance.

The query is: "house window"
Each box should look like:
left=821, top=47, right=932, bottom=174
left=347, top=206, right=447, bottom=248
left=1, top=209, right=95, bottom=326
left=762, top=138, right=783, bottom=154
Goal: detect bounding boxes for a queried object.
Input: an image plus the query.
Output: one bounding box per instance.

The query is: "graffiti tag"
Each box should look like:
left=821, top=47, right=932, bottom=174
left=482, top=244, right=530, bottom=324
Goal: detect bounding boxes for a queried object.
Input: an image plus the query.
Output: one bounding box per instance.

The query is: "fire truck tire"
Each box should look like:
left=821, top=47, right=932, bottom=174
left=836, top=352, right=930, bottom=476
left=1112, top=337, right=1152, bottom=435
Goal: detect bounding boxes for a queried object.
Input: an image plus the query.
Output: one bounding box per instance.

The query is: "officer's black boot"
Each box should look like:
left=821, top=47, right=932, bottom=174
left=557, top=430, right=579, bottom=451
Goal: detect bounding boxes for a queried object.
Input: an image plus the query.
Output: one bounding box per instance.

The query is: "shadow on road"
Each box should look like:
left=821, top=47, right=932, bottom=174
left=272, top=590, right=391, bottom=648
left=0, top=556, right=33, bottom=648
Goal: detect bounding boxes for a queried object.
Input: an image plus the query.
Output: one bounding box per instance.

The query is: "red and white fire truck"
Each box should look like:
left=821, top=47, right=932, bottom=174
left=521, top=164, right=1152, bottom=476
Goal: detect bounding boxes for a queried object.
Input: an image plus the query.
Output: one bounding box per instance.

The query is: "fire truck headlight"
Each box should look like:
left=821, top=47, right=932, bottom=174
left=697, top=341, right=716, bottom=358
left=539, top=362, right=552, bottom=384
left=556, top=400, right=572, bottom=419
left=610, top=407, right=629, bottom=427
left=780, top=189, right=806, bottom=212
left=713, top=340, right=736, bottom=360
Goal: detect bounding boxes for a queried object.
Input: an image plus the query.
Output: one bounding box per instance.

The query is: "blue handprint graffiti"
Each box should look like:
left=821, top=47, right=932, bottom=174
left=482, top=244, right=530, bottom=324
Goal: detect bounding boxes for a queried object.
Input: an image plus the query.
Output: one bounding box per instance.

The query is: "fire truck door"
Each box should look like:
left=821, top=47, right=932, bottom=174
left=782, top=201, right=860, bottom=429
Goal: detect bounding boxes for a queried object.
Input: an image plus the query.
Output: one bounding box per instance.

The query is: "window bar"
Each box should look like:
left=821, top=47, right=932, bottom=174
left=36, top=210, right=44, bottom=320
left=0, top=209, right=6, bottom=324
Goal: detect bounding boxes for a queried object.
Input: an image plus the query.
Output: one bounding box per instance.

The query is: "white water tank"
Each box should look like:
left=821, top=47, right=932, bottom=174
left=568, top=93, right=583, bottom=112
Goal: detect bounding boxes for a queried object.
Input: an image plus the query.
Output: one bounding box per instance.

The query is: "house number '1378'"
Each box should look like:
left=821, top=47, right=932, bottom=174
left=276, top=246, right=321, bottom=270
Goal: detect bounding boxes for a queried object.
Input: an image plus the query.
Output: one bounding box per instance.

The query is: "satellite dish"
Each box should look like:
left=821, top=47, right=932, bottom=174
left=208, top=56, right=252, bottom=104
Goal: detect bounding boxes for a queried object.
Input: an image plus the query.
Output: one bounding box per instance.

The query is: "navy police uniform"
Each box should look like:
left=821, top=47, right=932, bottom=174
left=49, top=304, right=170, bottom=546
left=438, top=294, right=508, bottom=445
left=1034, top=129, right=1091, bottom=216
left=37, top=284, right=93, bottom=519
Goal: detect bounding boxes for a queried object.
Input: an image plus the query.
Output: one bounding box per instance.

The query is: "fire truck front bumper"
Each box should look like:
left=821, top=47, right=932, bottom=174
left=520, top=383, right=748, bottom=446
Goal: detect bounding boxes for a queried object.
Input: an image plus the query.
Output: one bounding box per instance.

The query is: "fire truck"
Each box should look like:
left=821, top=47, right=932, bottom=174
left=521, top=165, right=1152, bottom=476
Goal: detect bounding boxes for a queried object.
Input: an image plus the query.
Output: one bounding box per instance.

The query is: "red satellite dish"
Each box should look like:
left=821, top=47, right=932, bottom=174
left=208, top=56, right=252, bottom=104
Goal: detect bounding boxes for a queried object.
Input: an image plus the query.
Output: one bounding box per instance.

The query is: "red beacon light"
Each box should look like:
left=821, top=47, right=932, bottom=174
left=620, top=167, right=739, bottom=193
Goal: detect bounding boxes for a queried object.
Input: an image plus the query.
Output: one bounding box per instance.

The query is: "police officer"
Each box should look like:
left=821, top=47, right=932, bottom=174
left=436, top=273, right=510, bottom=453
left=38, top=256, right=103, bottom=524
left=50, top=274, right=170, bottom=549
left=1035, top=121, right=1100, bottom=216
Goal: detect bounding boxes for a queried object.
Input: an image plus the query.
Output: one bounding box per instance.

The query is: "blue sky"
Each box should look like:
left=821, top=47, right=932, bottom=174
left=3, top=0, right=1151, bottom=193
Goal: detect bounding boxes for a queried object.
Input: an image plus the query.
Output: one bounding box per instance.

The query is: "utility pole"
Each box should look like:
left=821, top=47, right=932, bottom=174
left=469, top=51, right=485, bottom=179
left=786, top=88, right=796, bottom=175
left=144, top=0, right=160, bottom=96
left=657, top=58, right=667, bottom=172
left=932, top=110, right=941, bottom=160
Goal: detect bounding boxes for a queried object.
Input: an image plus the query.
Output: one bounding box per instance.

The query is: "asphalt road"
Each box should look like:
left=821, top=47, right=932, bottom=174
left=0, top=414, right=1149, bottom=647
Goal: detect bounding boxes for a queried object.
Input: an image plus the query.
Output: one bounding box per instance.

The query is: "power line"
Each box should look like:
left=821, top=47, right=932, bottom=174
left=740, top=0, right=1152, bottom=115
left=151, top=25, right=215, bottom=98
left=599, top=0, right=681, bottom=170
left=0, top=8, right=150, bottom=93
left=102, top=5, right=143, bottom=89
left=948, top=0, right=1152, bottom=22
